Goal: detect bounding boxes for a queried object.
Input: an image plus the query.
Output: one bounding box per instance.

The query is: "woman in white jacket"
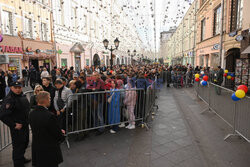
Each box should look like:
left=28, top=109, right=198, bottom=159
left=40, top=68, right=49, bottom=79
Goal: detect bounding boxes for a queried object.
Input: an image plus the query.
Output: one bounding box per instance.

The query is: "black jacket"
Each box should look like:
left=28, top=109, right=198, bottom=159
left=42, top=84, right=56, bottom=112
left=0, top=91, right=30, bottom=129
left=29, top=105, right=64, bottom=167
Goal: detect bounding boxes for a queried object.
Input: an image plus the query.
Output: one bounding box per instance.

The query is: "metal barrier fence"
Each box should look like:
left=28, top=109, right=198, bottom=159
left=0, top=81, right=159, bottom=150
left=64, top=87, right=157, bottom=148
left=194, top=82, right=250, bottom=142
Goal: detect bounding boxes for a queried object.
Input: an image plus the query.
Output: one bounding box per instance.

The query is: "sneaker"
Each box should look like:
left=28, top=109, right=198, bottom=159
left=110, top=129, right=116, bottom=134
left=119, top=123, right=126, bottom=128
left=128, top=125, right=135, bottom=130
left=125, top=124, right=131, bottom=129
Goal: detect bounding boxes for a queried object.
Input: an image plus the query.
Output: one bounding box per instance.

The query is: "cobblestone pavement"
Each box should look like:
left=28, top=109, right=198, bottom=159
left=1, top=87, right=250, bottom=167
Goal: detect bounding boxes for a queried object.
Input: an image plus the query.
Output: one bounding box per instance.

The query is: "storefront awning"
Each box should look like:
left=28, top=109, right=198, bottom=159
left=242, top=46, right=250, bottom=54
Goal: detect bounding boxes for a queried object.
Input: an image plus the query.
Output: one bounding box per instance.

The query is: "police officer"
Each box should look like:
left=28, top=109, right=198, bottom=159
left=0, top=81, right=31, bottom=167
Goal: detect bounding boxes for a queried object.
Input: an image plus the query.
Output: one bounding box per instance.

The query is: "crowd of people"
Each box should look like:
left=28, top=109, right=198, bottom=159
left=0, top=63, right=226, bottom=167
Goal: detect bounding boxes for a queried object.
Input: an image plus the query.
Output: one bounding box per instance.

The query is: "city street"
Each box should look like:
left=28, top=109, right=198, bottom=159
left=1, top=86, right=250, bottom=167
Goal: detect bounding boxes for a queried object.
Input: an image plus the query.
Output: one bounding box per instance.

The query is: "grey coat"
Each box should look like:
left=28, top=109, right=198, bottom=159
left=54, top=86, right=72, bottom=111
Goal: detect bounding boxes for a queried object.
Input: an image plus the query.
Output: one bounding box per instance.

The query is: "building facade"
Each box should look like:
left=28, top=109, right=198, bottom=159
left=52, top=0, right=145, bottom=70
left=0, top=0, right=55, bottom=76
left=165, top=0, right=199, bottom=66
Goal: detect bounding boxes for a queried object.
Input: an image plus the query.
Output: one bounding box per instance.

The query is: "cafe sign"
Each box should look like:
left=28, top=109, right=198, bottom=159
left=0, top=45, right=23, bottom=53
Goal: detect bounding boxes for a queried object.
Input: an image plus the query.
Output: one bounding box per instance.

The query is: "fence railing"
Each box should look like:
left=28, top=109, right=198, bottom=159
left=194, top=82, right=250, bottom=142
left=1, top=81, right=159, bottom=151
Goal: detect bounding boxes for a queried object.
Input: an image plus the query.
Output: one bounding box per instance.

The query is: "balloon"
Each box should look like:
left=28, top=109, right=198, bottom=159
left=195, top=78, right=200, bottom=82
left=227, top=75, right=232, bottom=80
left=235, top=90, right=246, bottom=99
left=201, top=71, right=204, bottom=75
left=224, top=70, right=228, bottom=73
left=231, top=93, right=240, bottom=101
left=195, top=74, right=200, bottom=78
left=202, top=81, right=207, bottom=86
left=231, top=77, right=235, bottom=81
left=203, top=75, right=208, bottom=81
left=237, top=85, right=248, bottom=93
left=230, top=73, right=235, bottom=77
left=214, top=79, right=217, bottom=82
left=223, top=73, right=227, bottom=77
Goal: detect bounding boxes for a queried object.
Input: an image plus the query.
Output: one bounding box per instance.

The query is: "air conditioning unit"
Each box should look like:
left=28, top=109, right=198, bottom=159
left=0, top=55, right=9, bottom=64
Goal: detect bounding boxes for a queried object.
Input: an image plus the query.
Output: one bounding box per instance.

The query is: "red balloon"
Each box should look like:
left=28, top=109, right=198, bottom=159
left=195, top=78, right=200, bottom=82
left=224, top=73, right=227, bottom=77
left=231, top=77, right=235, bottom=81
left=203, top=75, right=208, bottom=81
left=237, top=85, right=248, bottom=93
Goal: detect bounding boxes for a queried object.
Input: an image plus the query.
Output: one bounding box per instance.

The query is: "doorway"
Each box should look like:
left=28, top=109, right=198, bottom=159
left=30, top=59, right=39, bottom=71
left=226, top=48, right=240, bottom=72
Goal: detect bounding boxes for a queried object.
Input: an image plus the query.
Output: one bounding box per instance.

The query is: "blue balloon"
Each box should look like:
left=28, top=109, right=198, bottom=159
left=231, top=93, right=240, bottom=101
left=230, top=73, right=235, bottom=77
left=202, top=81, right=207, bottom=86
left=228, top=72, right=231, bottom=76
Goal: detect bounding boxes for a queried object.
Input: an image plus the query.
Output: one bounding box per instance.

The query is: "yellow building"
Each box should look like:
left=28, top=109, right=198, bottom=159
left=0, top=0, right=55, bottom=76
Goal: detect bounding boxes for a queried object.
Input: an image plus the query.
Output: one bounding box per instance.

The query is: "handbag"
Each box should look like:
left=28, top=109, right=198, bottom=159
left=57, top=89, right=65, bottom=110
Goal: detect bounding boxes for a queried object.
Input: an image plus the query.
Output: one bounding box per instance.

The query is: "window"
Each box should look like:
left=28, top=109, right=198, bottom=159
left=24, top=17, right=32, bottom=38
left=230, top=0, right=243, bottom=31
left=2, top=10, right=12, bottom=35
left=201, top=19, right=206, bottom=41
left=213, top=5, right=221, bottom=36
left=61, top=58, right=67, bottom=67
left=58, top=0, right=64, bottom=25
left=41, top=23, right=47, bottom=41
left=236, top=0, right=243, bottom=29
left=84, top=15, right=87, bottom=34
left=71, top=7, right=77, bottom=29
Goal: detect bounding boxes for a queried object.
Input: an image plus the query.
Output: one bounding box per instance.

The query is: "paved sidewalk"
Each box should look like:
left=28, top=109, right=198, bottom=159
left=0, top=87, right=208, bottom=167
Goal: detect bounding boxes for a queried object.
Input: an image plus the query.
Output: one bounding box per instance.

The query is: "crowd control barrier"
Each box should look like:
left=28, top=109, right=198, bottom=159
left=194, top=82, right=250, bottom=142
left=64, top=87, right=158, bottom=148
left=1, top=82, right=159, bottom=150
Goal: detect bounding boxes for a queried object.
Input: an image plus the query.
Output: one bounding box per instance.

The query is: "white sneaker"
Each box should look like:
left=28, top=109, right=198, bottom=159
left=125, top=124, right=131, bottom=129
left=128, top=125, right=135, bottom=130
left=110, top=129, right=116, bottom=134
left=119, top=123, right=126, bottom=128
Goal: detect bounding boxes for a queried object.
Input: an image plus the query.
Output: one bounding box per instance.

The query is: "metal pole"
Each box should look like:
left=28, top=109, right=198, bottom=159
left=219, top=0, right=225, bottom=67
left=110, top=46, right=113, bottom=70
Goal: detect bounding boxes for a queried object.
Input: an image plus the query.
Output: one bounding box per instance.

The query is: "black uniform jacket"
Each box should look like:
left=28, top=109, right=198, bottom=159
left=0, top=91, right=30, bottom=129
left=29, top=105, right=64, bottom=167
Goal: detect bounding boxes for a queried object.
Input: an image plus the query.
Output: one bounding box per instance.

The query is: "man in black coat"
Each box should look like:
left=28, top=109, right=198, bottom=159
left=42, top=77, right=56, bottom=113
left=29, top=91, right=64, bottom=167
left=0, top=69, right=6, bottom=101
left=29, top=65, right=37, bottom=89
left=0, top=81, right=30, bottom=167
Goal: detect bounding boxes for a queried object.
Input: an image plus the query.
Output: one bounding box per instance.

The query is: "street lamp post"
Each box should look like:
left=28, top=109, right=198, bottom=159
left=127, top=50, right=130, bottom=65
left=132, top=50, right=136, bottom=65
left=103, top=38, right=120, bottom=70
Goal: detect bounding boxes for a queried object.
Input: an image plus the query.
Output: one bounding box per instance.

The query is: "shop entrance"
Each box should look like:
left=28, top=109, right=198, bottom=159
left=226, top=48, right=240, bottom=72
left=93, top=54, right=100, bottom=67
left=75, top=56, right=81, bottom=72
left=30, top=59, right=39, bottom=71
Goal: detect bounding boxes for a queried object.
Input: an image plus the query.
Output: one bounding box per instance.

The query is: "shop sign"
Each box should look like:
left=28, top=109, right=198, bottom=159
left=229, top=31, right=237, bottom=37
left=0, top=45, right=23, bottom=53
left=212, top=44, right=220, bottom=50
left=44, top=59, right=50, bottom=63
left=8, top=66, right=17, bottom=71
left=40, top=49, right=56, bottom=55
